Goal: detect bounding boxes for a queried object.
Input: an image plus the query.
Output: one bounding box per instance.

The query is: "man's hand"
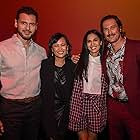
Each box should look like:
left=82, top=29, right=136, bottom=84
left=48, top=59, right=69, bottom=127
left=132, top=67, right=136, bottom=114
left=71, top=54, right=80, bottom=64
left=0, top=120, right=4, bottom=136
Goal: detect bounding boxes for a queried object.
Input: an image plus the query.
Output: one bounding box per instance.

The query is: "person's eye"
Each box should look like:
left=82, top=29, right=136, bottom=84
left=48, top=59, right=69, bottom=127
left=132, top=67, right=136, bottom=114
left=103, top=28, right=108, bottom=32
left=21, top=22, right=27, bottom=25
left=30, top=23, right=36, bottom=27
left=61, top=44, right=66, bottom=46
left=87, top=40, right=91, bottom=43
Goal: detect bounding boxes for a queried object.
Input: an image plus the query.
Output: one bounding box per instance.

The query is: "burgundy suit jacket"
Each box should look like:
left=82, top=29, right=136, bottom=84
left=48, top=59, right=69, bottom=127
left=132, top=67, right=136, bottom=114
left=102, top=38, right=140, bottom=119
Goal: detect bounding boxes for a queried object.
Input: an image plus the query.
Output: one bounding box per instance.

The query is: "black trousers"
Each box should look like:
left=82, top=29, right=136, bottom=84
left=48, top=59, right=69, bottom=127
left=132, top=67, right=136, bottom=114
left=0, top=96, right=41, bottom=140
left=39, top=129, right=78, bottom=140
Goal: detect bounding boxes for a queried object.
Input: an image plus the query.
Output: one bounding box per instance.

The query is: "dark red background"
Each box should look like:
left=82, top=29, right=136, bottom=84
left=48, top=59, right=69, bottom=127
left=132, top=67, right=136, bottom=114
left=0, top=0, right=140, bottom=54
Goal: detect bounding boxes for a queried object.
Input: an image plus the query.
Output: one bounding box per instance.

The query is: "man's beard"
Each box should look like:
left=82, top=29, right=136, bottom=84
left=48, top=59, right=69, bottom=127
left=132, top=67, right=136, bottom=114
left=106, top=33, right=121, bottom=44
left=17, top=29, right=34, bottom=40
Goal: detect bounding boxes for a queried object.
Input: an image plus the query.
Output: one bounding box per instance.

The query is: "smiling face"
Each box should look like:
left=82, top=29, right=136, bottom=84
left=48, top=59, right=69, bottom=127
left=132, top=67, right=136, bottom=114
left=15, top=13, right=38, bottom=41
left=51, top=37, right=68, bottom=59
left=102, top=18, right=122, bottom=44
left=86, top=33, right=102, bottom=57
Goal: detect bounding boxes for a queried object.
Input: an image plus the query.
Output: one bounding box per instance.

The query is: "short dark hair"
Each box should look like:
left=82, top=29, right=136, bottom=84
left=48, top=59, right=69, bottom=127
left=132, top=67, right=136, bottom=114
left=16, top=6, right=38, bottom=22
left=100, top=15, right=125, bottom=37
left=48, top=32, right=72, bottom=58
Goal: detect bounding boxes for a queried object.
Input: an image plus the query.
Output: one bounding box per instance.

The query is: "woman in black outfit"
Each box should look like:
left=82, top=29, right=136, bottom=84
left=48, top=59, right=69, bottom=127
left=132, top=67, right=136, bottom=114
left=40, top=33, right=77, bottom=140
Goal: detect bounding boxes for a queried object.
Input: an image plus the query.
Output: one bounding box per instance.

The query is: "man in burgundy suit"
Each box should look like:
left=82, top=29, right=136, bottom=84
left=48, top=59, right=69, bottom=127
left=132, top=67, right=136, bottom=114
left=100, top=15, right=140, bottom=140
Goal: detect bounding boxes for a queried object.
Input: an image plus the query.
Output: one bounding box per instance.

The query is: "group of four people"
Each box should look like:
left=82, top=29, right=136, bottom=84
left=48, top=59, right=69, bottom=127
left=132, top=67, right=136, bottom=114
left=0, top=6, right=140, bottom=140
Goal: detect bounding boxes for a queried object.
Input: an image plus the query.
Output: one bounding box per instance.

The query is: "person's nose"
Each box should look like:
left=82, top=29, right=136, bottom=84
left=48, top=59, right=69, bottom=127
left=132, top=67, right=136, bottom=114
left=107, top=28, right=112, bottom=35
left=25, top=24, right=30, bottom=30
left=91, top=41, right=95, bottom=46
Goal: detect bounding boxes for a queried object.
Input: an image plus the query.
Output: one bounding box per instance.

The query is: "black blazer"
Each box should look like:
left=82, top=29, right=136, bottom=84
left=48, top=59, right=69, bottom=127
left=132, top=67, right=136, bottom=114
left=40, top=57, right=75, bottom=137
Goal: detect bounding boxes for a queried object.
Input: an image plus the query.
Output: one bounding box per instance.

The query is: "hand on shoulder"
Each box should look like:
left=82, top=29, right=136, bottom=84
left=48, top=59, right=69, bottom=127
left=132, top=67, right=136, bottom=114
left=71, top=54, right=80, bottom=64
left=0, top=120, right=4, bottom=136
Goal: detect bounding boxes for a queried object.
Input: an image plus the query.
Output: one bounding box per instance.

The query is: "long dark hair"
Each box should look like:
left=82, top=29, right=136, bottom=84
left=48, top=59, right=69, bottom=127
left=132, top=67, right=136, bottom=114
left=48, top=32, right=72, bottom=59
left=75, top=29, right=104, bottom=81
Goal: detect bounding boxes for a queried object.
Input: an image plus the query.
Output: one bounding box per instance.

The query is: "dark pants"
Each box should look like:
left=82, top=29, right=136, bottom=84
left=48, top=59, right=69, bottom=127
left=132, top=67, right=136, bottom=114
left=0, top=96, right=41, bottom=140
left=39, top=129, right=78, bottom=140
left=108, top=97, right=140, bottom=140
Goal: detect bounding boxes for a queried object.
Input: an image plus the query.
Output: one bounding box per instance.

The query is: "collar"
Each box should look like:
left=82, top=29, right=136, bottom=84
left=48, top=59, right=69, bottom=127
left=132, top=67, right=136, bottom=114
left=89, top=54, right=101, bottom=64
left=107, top=37, right=126, bottom=54
left=12, top=34, right=34, bottom=48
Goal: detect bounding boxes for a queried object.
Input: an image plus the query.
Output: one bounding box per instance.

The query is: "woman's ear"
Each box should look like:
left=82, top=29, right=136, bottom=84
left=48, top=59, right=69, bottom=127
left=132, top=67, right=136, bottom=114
left=67, top=45, right=69, bottom=50
left=100, top=41, right=102, bottom=46
left=66, top=45, right=69, bottom=54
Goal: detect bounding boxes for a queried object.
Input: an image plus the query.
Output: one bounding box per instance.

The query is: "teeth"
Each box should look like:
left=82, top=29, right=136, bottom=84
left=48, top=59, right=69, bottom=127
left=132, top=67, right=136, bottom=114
left=58, top=51, right=63, bottom=53
left=91, top=47, right=96, bottom=49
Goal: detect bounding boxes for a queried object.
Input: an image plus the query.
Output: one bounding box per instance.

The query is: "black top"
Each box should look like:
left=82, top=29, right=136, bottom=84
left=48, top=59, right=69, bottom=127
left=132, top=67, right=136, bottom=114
left=54, top=65, right=67, bottom=101
left=40, top=57, right=76, bottom=137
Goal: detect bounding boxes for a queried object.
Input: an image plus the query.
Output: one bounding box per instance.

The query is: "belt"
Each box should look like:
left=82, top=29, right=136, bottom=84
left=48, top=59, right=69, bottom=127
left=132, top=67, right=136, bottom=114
left=0, top=95, right=40, bottom=104
left=108, top=95, right=128, bottom=103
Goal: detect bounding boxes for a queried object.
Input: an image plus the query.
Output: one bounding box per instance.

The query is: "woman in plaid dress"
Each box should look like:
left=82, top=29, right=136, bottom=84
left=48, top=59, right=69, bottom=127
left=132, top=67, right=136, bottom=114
left=69, top=29, right=108, bottom=140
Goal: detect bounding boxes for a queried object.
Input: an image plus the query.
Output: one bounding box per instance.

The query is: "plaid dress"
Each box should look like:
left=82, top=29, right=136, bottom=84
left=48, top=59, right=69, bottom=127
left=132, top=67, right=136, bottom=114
left=68, top=73, right=108, bottom=133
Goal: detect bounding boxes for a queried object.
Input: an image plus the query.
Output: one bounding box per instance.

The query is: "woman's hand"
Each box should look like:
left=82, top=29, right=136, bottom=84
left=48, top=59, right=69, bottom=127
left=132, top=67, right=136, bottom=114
left=71, top=54, right=80, bottom=64
left=0, top=120, right=4, bottom=136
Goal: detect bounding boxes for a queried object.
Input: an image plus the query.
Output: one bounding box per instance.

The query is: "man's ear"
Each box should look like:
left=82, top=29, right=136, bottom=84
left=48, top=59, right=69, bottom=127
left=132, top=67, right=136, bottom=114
left=35, top=23, right=38, bottom=31
left=14, top=19, right=18, bottom=28
left=120, top=27, right=123, bottom=33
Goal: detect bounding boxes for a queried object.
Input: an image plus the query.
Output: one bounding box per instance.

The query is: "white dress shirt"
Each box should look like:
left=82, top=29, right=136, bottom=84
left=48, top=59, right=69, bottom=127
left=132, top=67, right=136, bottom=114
left=0, top=34, right=47, bottom=99
left=83, top=54, right=102, bottom=95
